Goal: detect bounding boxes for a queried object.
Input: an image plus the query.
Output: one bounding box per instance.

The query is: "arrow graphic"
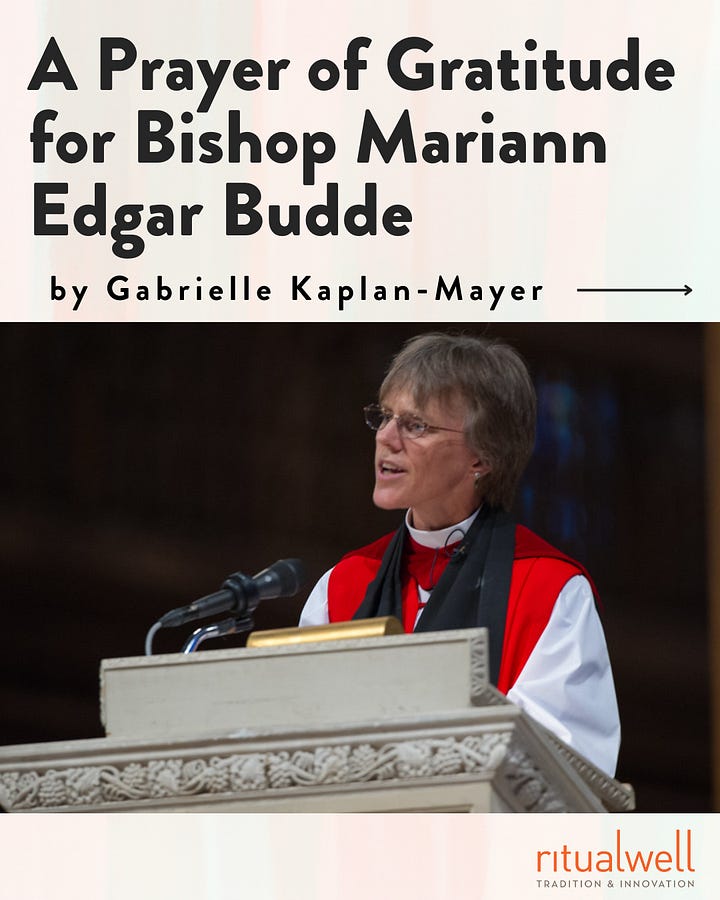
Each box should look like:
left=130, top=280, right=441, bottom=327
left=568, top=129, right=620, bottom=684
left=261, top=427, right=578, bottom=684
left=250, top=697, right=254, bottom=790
left=577, top=285, right=692, bottom=296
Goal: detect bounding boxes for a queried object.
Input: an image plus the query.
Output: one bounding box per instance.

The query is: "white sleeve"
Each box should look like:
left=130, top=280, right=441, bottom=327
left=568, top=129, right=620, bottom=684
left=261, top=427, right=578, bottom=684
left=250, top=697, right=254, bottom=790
left=298, top=569, right=332, bottom=627
left=506, top=574, right=621, bottom=777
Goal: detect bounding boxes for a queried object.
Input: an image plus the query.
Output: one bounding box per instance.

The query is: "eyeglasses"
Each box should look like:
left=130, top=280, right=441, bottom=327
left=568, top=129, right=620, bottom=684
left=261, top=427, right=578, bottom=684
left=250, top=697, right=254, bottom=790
left=363, top=404, right=465, bottom=440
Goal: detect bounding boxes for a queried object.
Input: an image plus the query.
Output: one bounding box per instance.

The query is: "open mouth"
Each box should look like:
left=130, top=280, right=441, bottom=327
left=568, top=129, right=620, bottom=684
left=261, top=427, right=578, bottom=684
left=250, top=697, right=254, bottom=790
left=379, top=462, right=406, bottom=475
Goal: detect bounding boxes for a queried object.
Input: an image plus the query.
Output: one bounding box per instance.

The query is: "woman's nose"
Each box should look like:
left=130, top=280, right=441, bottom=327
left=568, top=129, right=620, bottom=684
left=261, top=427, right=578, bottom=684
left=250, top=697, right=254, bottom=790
left=376, top=415, right=403, bottom=448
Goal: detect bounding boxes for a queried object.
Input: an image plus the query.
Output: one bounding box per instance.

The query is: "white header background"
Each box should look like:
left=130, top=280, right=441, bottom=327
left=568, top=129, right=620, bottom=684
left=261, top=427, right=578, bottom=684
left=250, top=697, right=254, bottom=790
left=2, top=0, right=717, bottom=321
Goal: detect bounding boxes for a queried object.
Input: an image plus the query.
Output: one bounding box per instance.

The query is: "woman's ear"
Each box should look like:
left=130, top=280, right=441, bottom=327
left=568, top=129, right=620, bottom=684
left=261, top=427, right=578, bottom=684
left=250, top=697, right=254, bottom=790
left=471, top=458, right=492, bottom=479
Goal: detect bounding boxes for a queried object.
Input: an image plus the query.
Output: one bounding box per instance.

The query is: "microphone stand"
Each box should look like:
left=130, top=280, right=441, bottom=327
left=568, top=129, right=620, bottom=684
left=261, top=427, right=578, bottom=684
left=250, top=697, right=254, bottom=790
left=181, top=614, right=255, bottom=653
left=145, top=558, right=306, bottom=655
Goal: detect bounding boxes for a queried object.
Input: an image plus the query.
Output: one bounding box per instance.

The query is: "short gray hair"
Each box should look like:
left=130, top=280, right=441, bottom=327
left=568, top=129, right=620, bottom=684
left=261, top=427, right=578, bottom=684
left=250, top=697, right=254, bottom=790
left=379, top=332, right=536, bottom=509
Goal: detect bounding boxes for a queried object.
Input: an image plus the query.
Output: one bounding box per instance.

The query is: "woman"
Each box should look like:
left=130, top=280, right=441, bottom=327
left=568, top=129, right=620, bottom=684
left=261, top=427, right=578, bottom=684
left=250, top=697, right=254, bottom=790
left=300, top=332, right=620, bottom=776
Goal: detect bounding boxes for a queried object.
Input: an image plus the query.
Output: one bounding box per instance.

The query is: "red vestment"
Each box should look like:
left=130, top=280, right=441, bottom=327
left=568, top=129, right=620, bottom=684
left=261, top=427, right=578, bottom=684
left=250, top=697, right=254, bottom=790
left=326, top=525, right=595, bottom=694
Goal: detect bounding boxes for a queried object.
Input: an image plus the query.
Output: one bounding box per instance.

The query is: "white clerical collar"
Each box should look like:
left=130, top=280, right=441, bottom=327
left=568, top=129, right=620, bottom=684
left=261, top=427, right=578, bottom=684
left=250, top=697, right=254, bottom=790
left=405, top=508, right=481, bottom=549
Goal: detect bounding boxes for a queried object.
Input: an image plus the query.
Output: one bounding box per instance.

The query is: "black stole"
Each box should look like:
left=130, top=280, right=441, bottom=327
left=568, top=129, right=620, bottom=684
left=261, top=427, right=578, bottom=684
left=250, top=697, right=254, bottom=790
left=351, top=506, right=516, bottom=686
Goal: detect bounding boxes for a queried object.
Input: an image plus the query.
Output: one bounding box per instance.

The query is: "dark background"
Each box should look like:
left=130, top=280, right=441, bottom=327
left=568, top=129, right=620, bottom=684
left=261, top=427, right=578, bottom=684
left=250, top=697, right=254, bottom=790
left=0, top=323, right=709, bottom=811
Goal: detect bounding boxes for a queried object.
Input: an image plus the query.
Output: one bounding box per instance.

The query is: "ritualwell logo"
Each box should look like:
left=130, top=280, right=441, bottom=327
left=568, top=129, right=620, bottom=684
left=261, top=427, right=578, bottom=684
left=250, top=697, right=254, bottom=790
left=535, top=829, right=696, bottom=891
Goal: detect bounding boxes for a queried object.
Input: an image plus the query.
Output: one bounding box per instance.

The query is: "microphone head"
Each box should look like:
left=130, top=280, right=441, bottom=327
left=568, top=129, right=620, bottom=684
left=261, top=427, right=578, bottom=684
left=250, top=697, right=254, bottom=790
left=254, top=558, right=307, bottom=599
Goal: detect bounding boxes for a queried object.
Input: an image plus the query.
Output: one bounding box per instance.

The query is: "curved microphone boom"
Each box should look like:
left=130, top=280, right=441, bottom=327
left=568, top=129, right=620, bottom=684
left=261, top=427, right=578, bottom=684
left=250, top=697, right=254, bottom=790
left=145, top=559, right=306, bottom=654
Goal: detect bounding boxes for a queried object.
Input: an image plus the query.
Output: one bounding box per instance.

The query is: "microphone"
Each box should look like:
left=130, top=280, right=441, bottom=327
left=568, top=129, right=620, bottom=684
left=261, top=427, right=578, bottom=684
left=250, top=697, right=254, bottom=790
left=158, top=558, right=306, bottom=629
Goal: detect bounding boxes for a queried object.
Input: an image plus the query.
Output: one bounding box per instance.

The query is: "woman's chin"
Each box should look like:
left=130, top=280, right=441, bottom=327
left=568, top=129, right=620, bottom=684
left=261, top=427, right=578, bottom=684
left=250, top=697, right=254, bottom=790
left=372, top=485, right=406, bottom=511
